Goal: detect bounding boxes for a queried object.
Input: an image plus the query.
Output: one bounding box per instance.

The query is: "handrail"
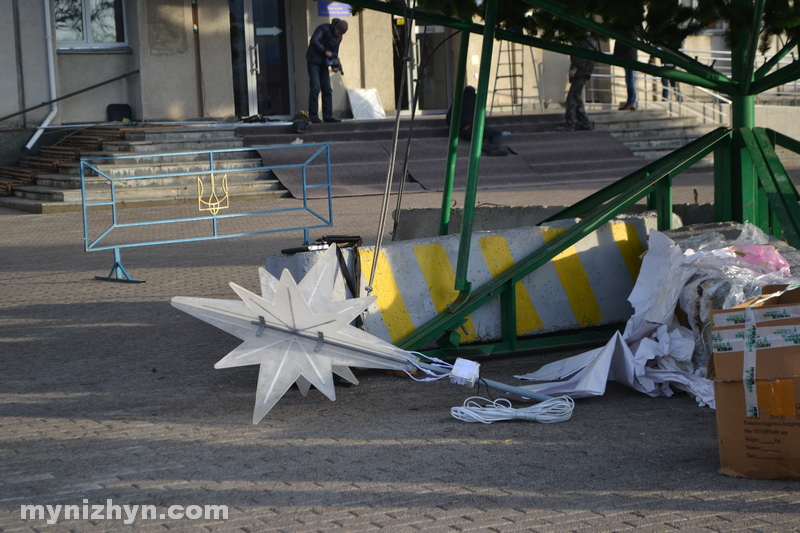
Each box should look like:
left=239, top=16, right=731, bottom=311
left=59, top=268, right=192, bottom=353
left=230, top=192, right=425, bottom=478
left=588, top=70, right=730, bottom=125
left=0, top=70, right=139, bottom=123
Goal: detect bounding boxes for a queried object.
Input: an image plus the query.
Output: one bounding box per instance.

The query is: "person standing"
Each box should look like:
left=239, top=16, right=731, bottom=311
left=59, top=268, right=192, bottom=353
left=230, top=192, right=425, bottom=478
left=614, top=37, right=638, bottom=110
left=306, top=18, right=348, bottom=123
left=558, top=33, right=598, bottom=131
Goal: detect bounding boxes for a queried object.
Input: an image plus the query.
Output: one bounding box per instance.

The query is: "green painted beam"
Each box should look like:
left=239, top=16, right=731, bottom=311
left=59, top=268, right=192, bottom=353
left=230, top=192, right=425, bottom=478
left=421, top=325, right=621, bottom=361
left=714, top=136, right=734, bottom=222
left=750, top=60, right=800, bottom=95
left=344, top=0, right=735, bottom=93
left=396, top=128, right=731, bottom=352
left=454, top=0, right=498, bottom=293
left=740, top=0, right=765, bottom=96
left=520, top=0, right=733, bottom=89
left=754, top=36, right=799, bottom=81
left=439, top=31, right=470, bottom=236
left=752, top=128, right=800, bottom=247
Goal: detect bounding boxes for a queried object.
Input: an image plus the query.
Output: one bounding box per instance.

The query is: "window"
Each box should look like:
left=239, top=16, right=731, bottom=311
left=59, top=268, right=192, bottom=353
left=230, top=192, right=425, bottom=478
left=55, top=0, right=126, bottom=48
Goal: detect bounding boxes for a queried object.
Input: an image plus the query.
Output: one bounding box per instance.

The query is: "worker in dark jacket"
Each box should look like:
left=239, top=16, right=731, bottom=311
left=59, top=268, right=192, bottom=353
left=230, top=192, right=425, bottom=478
left=306, top=18, right=348, bottom=123
left=446, top=86, right=508, bottom=156
left=558, top=33, right=598, bottom=131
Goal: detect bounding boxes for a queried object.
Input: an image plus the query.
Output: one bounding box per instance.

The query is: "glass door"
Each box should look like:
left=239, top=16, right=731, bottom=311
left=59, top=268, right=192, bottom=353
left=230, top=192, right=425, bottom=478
left=414, top=24, right=452, bottom=112
left=230, top=0, right=293, bottom=118
left=392, top=21, right=453, bottom=114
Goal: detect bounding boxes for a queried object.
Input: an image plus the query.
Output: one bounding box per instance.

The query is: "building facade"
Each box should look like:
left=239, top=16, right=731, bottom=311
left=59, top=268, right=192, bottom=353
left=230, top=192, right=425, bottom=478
left=2, top=0, right=561, bottom=129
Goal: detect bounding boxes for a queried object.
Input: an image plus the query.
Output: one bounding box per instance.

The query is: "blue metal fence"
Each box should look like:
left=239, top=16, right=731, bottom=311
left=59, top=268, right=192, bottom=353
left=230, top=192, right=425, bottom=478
left=81, top=143, right=333, bottom=282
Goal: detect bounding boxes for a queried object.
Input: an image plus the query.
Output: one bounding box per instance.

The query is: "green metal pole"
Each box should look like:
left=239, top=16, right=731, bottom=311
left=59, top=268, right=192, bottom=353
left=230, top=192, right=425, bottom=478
left=439, top=31, right=470, bottom=236
left=453, top=0, right=498, bottom=294
left=730, top=33, right=757, bottom=224
left=714, top=133, right=733, bottom=222
left=741, top=0, right=765, bottom=96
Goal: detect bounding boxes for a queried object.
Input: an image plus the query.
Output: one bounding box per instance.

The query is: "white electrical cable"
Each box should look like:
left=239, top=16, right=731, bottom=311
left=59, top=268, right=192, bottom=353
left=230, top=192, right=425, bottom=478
left=451, top=396, right=575, bottom=424
left=400, top=351, right=454, bottom=382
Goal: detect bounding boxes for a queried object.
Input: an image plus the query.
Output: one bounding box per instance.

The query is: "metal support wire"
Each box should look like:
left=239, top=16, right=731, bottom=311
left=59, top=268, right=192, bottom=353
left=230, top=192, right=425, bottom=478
left=367, top=0, right=416, bottom=292
left=391, top=28, right=460, bottom=241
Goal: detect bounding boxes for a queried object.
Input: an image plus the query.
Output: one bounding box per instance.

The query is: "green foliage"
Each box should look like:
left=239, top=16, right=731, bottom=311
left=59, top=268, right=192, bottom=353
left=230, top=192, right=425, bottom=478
left=412, top=0, right=800, bottom=55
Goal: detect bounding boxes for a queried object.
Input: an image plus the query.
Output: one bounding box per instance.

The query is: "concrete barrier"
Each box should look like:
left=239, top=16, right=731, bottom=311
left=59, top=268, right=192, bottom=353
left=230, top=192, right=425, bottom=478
left=265, top=208, right=682, bottom=347
left=356, top=215, right=654, bottom=345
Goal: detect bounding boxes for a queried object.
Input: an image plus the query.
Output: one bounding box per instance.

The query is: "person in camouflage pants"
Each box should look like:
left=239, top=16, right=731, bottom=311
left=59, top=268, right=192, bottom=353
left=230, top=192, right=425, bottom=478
left=559, top=34, right=598, bottom=131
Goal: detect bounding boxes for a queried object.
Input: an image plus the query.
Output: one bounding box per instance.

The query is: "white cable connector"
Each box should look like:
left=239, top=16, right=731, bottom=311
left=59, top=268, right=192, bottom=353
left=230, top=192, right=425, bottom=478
left=451, top=396, right=575, bottom=424
left=449, top=358, right=480, bottom=388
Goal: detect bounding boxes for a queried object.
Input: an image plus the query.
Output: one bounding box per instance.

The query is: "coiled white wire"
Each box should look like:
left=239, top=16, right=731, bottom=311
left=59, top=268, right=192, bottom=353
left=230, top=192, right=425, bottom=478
left=451, top=396, right=575, bottom=424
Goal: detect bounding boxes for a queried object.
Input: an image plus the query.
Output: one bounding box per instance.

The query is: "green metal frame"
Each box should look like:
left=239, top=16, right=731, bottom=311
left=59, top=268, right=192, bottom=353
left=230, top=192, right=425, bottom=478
left=346, top=0, right=800, bottom=358
left=397, top=128, right=731, bottom=356
left=740, top=128, right=800, bottom=248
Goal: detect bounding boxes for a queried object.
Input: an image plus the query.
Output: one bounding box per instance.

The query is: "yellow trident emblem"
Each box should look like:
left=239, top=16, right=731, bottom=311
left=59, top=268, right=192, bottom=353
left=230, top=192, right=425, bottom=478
left=197, top=173, right=229, bottom=215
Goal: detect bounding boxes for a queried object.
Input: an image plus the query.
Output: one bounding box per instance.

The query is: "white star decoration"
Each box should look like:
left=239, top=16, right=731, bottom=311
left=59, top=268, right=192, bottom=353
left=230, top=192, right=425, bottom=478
left=172, top=246, right=416, bottom=423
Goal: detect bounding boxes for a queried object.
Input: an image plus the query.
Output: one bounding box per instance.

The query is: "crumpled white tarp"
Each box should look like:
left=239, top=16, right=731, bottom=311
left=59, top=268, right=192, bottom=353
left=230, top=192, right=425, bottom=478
left=515, top=224, right=794, bottom=409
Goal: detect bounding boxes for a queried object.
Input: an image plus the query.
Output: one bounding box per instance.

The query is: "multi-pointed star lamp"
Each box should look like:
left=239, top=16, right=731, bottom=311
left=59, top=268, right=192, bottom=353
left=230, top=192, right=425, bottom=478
left=172, top=246, right=417, bottom=423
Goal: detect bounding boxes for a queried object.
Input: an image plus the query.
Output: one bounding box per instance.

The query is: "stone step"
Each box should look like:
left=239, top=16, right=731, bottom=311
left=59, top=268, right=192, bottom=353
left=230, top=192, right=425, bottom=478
left=122, top=126, right=239, bottom=142
left=78, top=126, right=127, bottom=138
left=57, top=157, right=265, bottom=179
left=623, top=137, right=698, bottom=151
left=35, top=166, right=273, bottom=190
left=57, top=134, right=109, bottom=149
left=12, top=185, right=84, bottom=203
left=609, top=124, right=718, bottom=141
left=58, top=155, right=262, bottom=177
left=101, top=138, right=245, bottom=153
left=0, top=195, right=69, bottom=214
left=40, top=145, right=83, bottom=159
left=11, top=179, right=288, bottom=206
left=60, top=150, right=260, bottom=174
left=0, top=166, right=40, bottom=180
left=18, top=156, right=64, bottom=171
left=632, top=146, right=715, bottom=162
left=597, top=116, right=700, bottom=131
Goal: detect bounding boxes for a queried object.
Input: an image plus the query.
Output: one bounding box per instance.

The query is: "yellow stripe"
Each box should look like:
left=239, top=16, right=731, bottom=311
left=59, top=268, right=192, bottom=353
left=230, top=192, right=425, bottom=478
left=359, top=249, right=415, bottom=343
left=413, top=243, right=477, bottom=342
left=539, top=227, right=603, bottom=327
left=609, top=221, right=645, bottom=280
left=479, top=234, right=544, bottom=335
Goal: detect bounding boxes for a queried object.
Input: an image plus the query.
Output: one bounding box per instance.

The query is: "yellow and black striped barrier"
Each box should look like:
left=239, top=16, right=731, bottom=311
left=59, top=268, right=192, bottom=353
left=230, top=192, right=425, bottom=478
left=358, top=218, right=648, bottom=345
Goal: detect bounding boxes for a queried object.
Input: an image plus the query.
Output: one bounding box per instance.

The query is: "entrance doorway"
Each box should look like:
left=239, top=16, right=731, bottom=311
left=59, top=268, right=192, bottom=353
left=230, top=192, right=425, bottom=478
left=392, top=20, right=453, bottom=114
left=230, top=0, right=294, bottom=118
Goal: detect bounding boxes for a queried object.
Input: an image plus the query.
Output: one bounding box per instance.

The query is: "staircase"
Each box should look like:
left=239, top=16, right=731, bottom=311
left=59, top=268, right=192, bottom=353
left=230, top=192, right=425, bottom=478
left=0, top=125, right=288, bottom=214
left=0, top=109, right=717, bottom=214
left=592, top=109, right=718, bottom=161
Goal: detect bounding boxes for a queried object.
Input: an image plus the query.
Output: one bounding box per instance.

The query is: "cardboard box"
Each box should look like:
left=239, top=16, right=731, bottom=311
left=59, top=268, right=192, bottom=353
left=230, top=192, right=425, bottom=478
left=711, top=284, right=800, bottom=331
left=710, top=285, right=800, bottom=480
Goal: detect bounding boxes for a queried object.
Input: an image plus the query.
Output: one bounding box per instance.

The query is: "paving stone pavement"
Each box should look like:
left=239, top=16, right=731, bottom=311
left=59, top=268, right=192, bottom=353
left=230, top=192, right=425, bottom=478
left=1, top=183, right=799, bottom=532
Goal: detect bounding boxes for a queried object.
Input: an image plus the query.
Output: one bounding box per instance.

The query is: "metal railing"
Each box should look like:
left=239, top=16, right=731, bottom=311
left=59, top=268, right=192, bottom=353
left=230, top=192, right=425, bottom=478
left=680, top=47, right=800, bottom=105
left=81, top=143, right=333, bottom=282
left=587, top=68, right=731, bottom=125
left=582, top=44, right=800, bottom=124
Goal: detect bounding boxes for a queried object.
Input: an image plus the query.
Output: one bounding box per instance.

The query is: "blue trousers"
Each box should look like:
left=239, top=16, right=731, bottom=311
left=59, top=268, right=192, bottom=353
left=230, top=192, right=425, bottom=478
left=307, top=62, right=332, bottom=121
left=624, top=68, right=637, bottom=106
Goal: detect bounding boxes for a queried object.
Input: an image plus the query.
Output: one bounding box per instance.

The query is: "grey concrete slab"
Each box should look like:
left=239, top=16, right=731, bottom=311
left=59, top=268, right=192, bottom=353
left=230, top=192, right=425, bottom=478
left=1, top=186, right=798, bottom=532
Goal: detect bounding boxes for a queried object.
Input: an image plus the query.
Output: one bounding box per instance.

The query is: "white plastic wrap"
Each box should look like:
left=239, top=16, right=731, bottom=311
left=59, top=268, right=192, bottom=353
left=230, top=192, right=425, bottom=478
left=517, top=223, right=796, bottom=409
